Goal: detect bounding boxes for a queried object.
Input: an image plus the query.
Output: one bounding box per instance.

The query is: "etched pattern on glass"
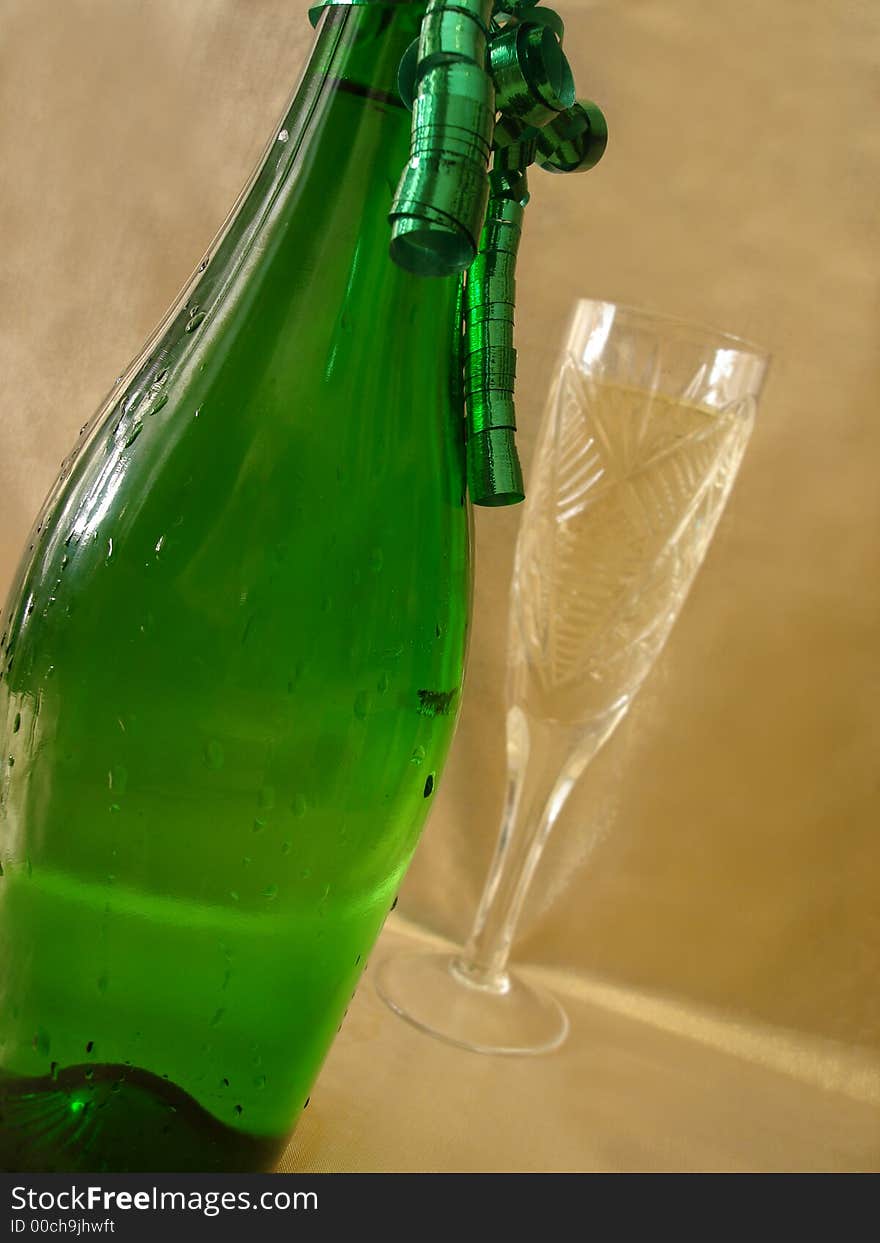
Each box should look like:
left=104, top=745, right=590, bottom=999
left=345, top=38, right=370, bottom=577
left=511, top=361, right=755, bottom=725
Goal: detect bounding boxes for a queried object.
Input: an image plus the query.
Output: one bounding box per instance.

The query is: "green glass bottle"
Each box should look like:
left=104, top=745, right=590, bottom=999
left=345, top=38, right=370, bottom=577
left=0, top=2, right=469, bottom=1173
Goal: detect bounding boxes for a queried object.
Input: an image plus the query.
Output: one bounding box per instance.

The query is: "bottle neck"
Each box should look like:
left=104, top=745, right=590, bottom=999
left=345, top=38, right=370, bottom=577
left=183, top=4, right=425, bottom=329
left=308, top=4, right=425, bottom=96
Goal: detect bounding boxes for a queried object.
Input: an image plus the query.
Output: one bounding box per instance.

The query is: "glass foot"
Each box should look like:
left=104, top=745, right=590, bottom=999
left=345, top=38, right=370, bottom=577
left=375, top=951, right=569, bottom=1056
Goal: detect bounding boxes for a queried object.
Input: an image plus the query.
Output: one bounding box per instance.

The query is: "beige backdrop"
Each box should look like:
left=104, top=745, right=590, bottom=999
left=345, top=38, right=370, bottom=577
left=1, top=0, right=878, bottom=1083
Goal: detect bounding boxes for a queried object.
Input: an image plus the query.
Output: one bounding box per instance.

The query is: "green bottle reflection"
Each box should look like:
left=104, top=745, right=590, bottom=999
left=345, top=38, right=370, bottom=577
left=0, top=3, right=469, bottom=1172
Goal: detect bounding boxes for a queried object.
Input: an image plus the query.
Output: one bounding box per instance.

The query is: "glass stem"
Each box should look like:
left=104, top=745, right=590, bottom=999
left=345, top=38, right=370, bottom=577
left=453, top=701, right=628, bottom=991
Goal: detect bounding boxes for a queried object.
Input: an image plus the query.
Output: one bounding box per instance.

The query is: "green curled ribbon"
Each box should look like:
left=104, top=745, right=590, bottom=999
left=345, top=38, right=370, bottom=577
left=302, top=0, right=607, bottom=506
left=389, top=0, right=496, bottom=277
left=462, top=194, right=526, bottom=506
left=536, top=98, right=608, bottom=172
left=489, top=21, right=574, bottom=127
left=383, top=1, right=607, bottom=503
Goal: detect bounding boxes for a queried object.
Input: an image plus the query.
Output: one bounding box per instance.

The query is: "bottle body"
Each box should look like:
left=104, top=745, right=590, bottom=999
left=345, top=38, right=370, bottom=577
left=0, top=4, right=469, bottom=1172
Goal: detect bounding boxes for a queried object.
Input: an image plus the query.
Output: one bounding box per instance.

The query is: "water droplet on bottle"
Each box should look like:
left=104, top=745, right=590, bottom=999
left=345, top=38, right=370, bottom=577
left=12, top=713, right=20, bottom=734
left=7, top=756, right=14, bottom=769
left=108, top=765, right=128, bottom=794
left=281, top=840, right=291, bottom=855
left=263, top=884, right=278, bottom=900
left=198, top=257, right=209, bottom=272
left=205, top=740, right=224, bottom=770
left=234, top=1104, right=243, bottom=1117
left=353, top=690, right=369, bottom=720
left=106, top=538, right=114, bottom=561
left=149, top=393, right=168, bottom=416
left=254, top=1074, right=267, bottom=1089
left=155, top=534, right=165, bottom=556
left=185, top=311, right=206, bottom=333
left=210, top=1008, right=225, bottom=1028
left=423, top=773, right=435, bottom=798
left=252, top=817, right=265, bottom=834
left=230, top=890, right=240, bottom=902
left=278, top=128, right=290, bottom=143
left=124, top=421, right=143, bottom=447
left=411, top=745, right=425, bottom=766
left=194, top=407, right=202, bottom=419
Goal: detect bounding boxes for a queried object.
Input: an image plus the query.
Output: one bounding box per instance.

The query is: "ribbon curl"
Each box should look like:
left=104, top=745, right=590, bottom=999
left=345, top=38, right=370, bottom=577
left=309, top=1, right=608, bottom=505
left=388, top=1, right=607, bottom=504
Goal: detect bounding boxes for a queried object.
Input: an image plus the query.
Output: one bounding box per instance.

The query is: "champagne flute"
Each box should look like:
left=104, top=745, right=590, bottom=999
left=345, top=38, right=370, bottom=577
left=377, top=299, right=770, bottom=1054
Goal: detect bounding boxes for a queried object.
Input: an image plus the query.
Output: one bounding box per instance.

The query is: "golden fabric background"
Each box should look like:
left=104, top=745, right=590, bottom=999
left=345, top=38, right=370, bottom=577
left=0, top=0, right=878, bottom=1169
